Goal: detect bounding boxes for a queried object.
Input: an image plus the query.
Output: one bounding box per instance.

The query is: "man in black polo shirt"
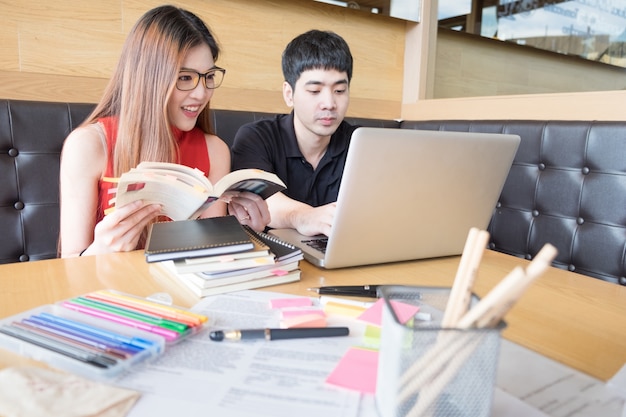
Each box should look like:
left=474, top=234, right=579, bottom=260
left=231, top=30, right=357, bottom=237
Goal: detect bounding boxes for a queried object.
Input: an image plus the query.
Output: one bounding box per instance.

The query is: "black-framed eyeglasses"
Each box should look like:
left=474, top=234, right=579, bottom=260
left=176, top=67, right=226, bottom=91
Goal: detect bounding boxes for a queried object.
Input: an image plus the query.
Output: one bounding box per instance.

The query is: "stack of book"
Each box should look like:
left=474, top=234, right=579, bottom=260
left=147, top=216, right=303, bottom=297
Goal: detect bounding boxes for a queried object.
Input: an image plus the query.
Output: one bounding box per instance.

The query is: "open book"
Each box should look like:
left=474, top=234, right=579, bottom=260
left=106, top=162, right=286, bottom=220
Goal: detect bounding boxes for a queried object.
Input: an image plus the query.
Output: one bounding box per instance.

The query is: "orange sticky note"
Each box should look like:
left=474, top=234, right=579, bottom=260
left=280, top=314, right=327, bottom=328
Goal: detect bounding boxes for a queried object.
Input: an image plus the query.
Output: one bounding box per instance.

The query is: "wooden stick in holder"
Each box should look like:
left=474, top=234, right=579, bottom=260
left=397, top=329, right=470, bottom=401
left=406, top=334, right=484, bottom=417
left=441, top=228, right=490, bottom=328
left=456, top=244, right=557, bottom=329
left=395, top=242, right=558, bottom=416
left=396, top=266, right=526, bottom=403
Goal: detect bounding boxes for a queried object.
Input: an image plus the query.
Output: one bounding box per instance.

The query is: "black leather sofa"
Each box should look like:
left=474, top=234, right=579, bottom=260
left=2, top=99, right=625, bottom=286
left=1, top=100, right=94, bottom=264
left=402, top=120, right=626, bottom=286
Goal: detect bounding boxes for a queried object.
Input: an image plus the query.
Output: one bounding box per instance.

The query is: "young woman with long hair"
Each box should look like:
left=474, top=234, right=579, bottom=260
left=59, top=5, right=270, bottom=257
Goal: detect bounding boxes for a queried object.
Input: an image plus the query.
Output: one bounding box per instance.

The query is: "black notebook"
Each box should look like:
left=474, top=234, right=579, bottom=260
left=145, top=216, right=254, bottom=263
left=243, top=226, right=302, bottom=262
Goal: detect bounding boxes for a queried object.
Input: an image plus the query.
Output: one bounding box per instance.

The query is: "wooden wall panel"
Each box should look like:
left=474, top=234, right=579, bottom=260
left=19, top=24, right=124, bottom=78
left=3, top=0, right=621, bottom=120
left=0, top=1, right=122, bottom=31
left=434, top=29, right=626, bottom=99
left=0, top=0, right=405, bottom=119
left=0, top=22, right=19, bottom=71
left=0, top=70, right=109, bottom=103
left=401, top=90, right=626, bottom=121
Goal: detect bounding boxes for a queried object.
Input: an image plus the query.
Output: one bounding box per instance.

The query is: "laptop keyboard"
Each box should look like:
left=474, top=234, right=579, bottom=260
left=302, top=237, right=328, bottom=253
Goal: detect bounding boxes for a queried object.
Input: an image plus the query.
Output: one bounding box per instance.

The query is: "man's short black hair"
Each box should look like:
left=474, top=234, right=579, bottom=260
left=282, top=30, right=353, bottom=88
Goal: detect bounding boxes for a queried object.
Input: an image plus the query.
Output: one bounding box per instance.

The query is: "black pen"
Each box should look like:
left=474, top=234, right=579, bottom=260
left=308, top=285, right=381, bottom=298
left=209, top=327, right=349, bottom=342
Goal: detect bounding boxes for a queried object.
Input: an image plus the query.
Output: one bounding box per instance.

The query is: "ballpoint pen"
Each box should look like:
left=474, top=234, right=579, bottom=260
left=209, top=327, right=350, bottom=342
left=307, top=285, right=382, bottom=298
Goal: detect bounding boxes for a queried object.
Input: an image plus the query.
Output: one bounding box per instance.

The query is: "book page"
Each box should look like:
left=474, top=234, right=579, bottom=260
left=112, top=162, right=213, bottom=220
left=133, top=161, right=213, bottom=191
left=111, top=164, right=285, bottom=220
left=213, top=169, right=286, bottom=199
left=115, top=171, right=210, bottom=220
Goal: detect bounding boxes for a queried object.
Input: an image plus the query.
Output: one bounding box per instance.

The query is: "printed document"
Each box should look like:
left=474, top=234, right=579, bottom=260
left=115, top=290, right=362, bottom=417
left=114, top=290, right=625, bottom=417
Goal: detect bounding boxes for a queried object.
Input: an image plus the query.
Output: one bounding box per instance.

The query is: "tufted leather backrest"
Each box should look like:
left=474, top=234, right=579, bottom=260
left=3, top=100, right=625, bottom=286
left=0, top=100, right=95, bottom=263
left=0, top=104, right=397, bottom=265
left=400, top=120, right=626, bottom=285
left=210, top=109, right=276, bottom=148
left=209, top=109, right=400, bottom=148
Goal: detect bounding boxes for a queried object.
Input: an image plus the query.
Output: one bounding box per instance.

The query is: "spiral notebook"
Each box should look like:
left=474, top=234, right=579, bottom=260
left=270, top=127, right=520, bottom=269
left=243, top=226, right=302, bottom=262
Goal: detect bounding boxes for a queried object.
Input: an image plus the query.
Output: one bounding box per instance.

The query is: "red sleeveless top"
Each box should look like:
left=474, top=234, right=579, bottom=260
left=97, top=117, right=210, bottom=223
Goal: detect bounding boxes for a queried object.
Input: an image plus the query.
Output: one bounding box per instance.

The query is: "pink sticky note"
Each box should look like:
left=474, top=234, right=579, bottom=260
left=269, top=297, right=313, bottom=309
left=281, top=309, right=326, bottom=319
left=357, top=298, right=420, bottom=326
left=326, top=347, right=379, bottom=394
left=280, top=314, right=327, bottom=328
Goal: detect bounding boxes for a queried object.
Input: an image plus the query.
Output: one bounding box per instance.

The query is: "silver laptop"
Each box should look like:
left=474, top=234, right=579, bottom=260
left=270, top=127, right=520, bottom=269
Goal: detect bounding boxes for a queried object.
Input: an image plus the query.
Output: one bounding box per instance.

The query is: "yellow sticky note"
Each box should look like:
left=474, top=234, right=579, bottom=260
left=363, top=325, right=382, bottom=349
left=323, top=301, right=367, bottom=318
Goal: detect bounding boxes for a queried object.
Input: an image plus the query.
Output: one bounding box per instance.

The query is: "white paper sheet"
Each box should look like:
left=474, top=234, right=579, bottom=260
left=112, top=290, right=625, bottom=417
left=497, top=340, right=626, bottom=417
left=115, top=291, right=362, bottom=417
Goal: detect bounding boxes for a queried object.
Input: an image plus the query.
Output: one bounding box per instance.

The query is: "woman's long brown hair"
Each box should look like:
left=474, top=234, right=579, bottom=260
left=82, top=5, right=220, bottom=177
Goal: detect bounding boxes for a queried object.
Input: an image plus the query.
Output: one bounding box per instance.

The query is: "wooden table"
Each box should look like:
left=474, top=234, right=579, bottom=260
left=1, top=249, right=625, bottom=381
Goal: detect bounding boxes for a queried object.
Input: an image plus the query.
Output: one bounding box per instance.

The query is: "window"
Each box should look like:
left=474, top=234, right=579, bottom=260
left=439, top=0, right=626, bottom=68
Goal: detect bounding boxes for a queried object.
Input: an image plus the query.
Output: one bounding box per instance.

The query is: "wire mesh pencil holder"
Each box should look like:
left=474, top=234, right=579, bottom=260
left=376, top=285, right=505, bottom=417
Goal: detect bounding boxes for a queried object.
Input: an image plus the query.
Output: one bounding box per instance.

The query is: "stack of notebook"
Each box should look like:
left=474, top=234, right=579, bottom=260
left=147, top=217, right=303, bottom=297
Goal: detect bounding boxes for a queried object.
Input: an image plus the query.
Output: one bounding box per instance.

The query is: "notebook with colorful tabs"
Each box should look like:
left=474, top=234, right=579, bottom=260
left=270, top=127, right=520, bottom=269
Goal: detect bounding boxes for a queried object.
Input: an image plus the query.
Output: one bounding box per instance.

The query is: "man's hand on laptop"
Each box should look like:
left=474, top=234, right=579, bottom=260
left=293, top=202, right=336, bottom=237
left=267, top=193, right=335, bottom=236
